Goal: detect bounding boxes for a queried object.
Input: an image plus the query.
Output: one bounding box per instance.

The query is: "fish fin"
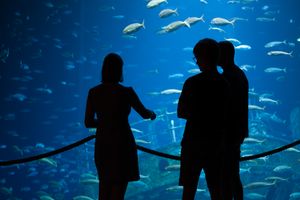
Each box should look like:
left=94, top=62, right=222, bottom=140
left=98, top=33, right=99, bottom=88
left=283, top=67, right=287, bottom=73
left=184, top=21, right=191, bottom=28
left=289, top=51, right=293, bottom=57
left=142, top=19, right=145, bottom=29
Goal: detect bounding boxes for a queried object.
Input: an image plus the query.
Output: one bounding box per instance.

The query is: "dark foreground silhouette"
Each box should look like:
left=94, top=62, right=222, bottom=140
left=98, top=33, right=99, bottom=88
left=85, top=53, right=156, bottom=200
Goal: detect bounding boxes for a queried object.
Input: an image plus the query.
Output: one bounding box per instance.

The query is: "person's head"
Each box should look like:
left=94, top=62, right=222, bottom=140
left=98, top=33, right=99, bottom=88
left=101, top=53, right=124, bottom=83
left=193, top=38, right=219, bottom=71
left=218, top=41, right=235, bottom=68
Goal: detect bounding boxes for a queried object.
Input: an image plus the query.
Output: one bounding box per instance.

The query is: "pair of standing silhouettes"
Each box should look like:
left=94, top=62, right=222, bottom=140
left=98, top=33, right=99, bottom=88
left=84, top=38, right=248, bottom=200
left=178, top=38, right=248, bottom=200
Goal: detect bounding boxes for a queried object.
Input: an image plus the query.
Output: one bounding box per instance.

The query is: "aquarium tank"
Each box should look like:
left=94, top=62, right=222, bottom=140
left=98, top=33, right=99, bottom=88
left=1, top=0, right=300, bottom=199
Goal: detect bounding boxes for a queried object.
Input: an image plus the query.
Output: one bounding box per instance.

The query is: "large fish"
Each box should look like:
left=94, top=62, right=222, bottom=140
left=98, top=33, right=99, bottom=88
left=160, top=20, right=190, bottom=33
left=147, top=0, right=168, bottom=9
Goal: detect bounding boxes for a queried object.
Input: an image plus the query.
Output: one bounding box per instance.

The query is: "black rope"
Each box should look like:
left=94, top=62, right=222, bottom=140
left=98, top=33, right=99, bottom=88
left=0, top=135, right=96, bottom=166
left=0, top=135, right=300, bottom=166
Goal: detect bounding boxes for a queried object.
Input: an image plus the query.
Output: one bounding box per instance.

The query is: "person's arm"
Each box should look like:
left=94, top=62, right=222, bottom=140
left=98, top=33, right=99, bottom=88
left=129, top=87, right=156, bottom=120
left=84, top=90, right=98, bottom=128
left=177, top=80, right=191, bottom=119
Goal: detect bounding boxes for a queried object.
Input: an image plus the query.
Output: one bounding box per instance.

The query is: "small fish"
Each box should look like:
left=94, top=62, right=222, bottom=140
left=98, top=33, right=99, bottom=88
left=243, top=181, right=276, bottom=189
left=159, top=8, right=178, bottom=18
left=210, top=17, right=236, bottom=26
left=240, top=64, right=256, bottom=71
left=256, top=17, right=276, bottom=22
left=73, top=195, right=95, bottom=200
left=160, top=89, right=182, bottom=95
left=80, top=178, right=99, bottom=185
left=248, top=105, right=265, bottom=110
left=147, top=0, right=168, bottom=9
left=188, top=68, right=200, bottom=74
left=267, top=51, right=293, bottom=57
left=165, top=164, right=180, bottom=171
left=184, top=15, right=205, bottom=25
left=273, top=165, right=292, bottom=173
left=264, top=67, right=287, bottom=73
left=224, top=37, right=241, bottom=44
left=208, top=26, right=225, bottom=33
left=259, top=96, right=279, bottom=104
left=235, top=44, right=251, bottom=50
left=160, top=20, right=190, bottom=33
left=123, top=20, right=145, bottom=34
left=264, top=40, right=286, bottom=48
left=200, top=0, right=208, bottom=4
left=168, top=73, right=184, bottom=79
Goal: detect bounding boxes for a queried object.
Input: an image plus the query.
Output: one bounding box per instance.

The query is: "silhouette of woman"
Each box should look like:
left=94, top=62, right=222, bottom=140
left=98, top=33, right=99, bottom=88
left=85, top=53, right=156, bottom=200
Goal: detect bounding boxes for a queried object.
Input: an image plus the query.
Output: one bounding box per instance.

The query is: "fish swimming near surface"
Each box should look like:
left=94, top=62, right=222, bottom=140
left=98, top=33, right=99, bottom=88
left=123, top=20, right=145, bottom=34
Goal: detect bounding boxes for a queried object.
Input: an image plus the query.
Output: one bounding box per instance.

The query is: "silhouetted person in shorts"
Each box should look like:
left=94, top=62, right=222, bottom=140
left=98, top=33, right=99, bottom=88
left=218, top=41, right=249, bottom=200
left=84, top=53, right=156, bottom=200
left=178, top=38, right=230, bottom=200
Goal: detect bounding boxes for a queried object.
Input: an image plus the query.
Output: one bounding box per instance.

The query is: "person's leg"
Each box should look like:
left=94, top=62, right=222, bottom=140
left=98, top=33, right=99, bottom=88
left=205, top=156, right=223, bottom=200
left=99, top=180, right=111, bottom=200
left=182, top=184, right=198, bottom=200
left=110, top=182, right=128, bottom=200
left=233, top=148, right=243, bottom=200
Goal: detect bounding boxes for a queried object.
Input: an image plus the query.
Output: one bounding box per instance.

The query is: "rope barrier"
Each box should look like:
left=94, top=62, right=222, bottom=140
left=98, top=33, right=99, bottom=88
left=0, top=135, right=299, bottom=166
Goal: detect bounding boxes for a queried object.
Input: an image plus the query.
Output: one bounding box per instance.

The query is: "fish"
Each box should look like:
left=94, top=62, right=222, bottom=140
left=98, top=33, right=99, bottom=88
left=188, top=68, right=200, bottom=74
left=123, top=20, right=145, bottom=34
left=264, top=40, right=287, bottom=48
left=235, top=44, right=251, bottom=50
left=264, top=67, right=287, bottom=73
left=159, top=20, right=190, bottom=33
left=240, top=64, right=256, bottom=71
left=243, top=138, right=265, bottom=144
left=168, top=73, right=184, bottom=79
left=40, top=158, right=57, bottom=167
left=243, top=181, right=276, bottom=189
left=73, top=195, right=95, bottom=200
left=165, top=164, right=180, bottom=171
left=159, top=8, right=178, bottom=18
left=290, top=192, right=300, bottom=199
left=259, top=96, right=280, bottom=104
left=256, top=17, right=276, bottom=22
left=184, top=15, right=205, bottom=25
left=273, top=165, right=292, bottom=173
left=147, top=0, right=168, bottom=9
left=248, top=105, right=265, bottom=110
left=224, top=37, right=241, bottom=44
left=135, top=139, right=151, bottom=144
left=40, top=195, right=55, bottom=200
left=80, top=178, right=99, bottom=185
left=208, top=26, right=225, bottom=33
left=267, top=51, right=293, bottom=57
left=200, top=0, right=208, bottom=4
left=210, top=17, right=236, bottom=26
left=160, top=89, right=182, bottom=94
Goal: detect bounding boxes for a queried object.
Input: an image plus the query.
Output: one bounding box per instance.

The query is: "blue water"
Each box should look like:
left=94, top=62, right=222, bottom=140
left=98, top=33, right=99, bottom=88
left=1, top=0, right=300, bottom=199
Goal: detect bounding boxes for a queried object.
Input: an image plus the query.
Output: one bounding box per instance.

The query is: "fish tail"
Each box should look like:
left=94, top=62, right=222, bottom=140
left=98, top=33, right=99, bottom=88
left=289, top=51, right=293, bottom=57
left=174, top=8, right=179, bottom=16
left=283, top=67, right=287, bottom=73
left=142, top=19, right=145, bottom=29
left=200, top=14, right=205, bottom=22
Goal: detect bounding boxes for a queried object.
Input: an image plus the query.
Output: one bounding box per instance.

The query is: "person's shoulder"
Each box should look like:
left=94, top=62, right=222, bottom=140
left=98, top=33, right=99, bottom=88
left=89, top=84, right=102, bottom=92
